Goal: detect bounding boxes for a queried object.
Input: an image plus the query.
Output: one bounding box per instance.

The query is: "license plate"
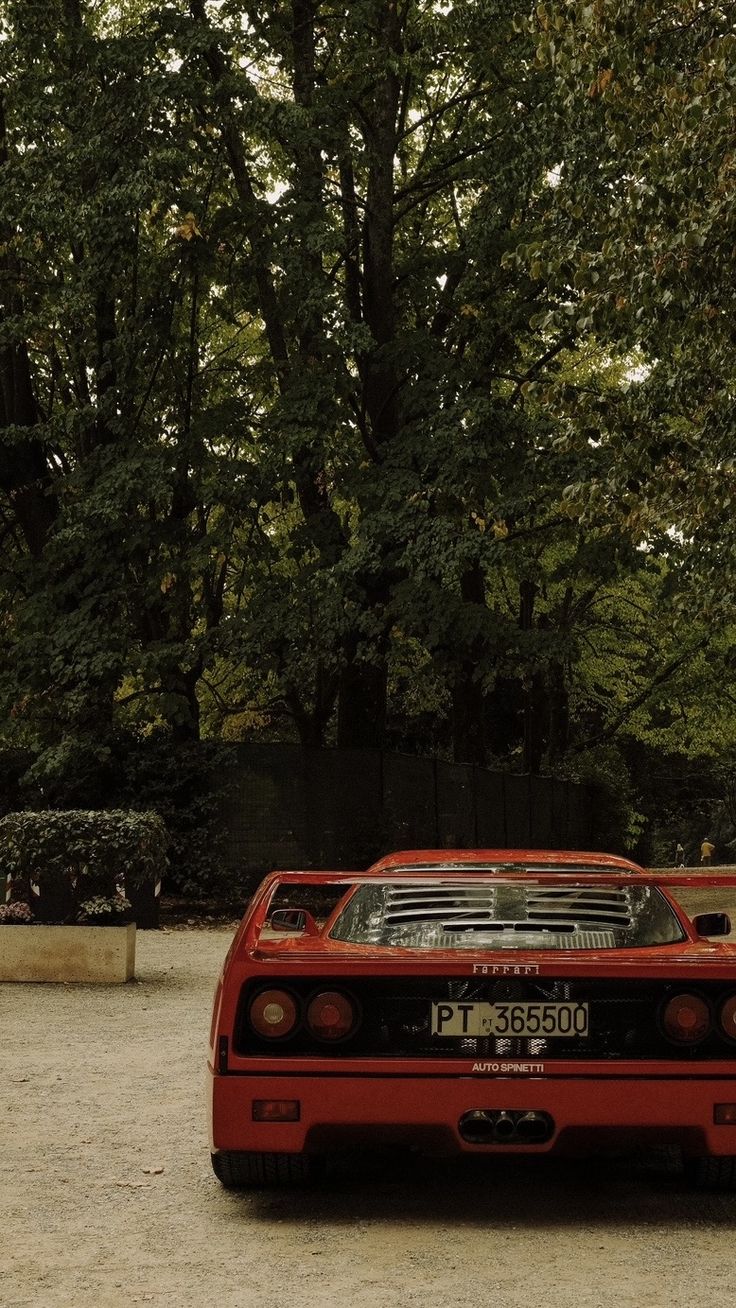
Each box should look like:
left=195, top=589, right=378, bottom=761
left=431, top=1001, right=589, bottom=1038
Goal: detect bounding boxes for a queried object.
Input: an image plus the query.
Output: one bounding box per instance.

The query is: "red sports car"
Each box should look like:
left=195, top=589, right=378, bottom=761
left=208, top=848, right=736, bottom=1189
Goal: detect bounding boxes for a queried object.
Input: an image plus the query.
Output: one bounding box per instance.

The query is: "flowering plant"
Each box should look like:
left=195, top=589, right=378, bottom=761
left=77, top=895, right=132, bottom=924
left=0, top=901, right=33, bottom=924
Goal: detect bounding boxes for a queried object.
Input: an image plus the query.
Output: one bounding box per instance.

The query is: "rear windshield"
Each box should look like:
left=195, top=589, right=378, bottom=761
left=329, top=881, right=686, bottom=950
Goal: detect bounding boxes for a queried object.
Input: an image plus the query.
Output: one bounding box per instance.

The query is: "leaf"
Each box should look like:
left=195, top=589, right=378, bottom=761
left=175, top=213, right=202, bottom=240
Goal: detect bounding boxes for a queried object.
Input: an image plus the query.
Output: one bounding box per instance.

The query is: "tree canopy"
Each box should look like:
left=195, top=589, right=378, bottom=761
left=0, top=0, right=734, bottom=868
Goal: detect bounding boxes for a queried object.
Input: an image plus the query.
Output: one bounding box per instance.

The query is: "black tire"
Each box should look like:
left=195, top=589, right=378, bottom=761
left=211, top=1150, right=316, bottom=1189
left=684, top=1155, right=736, bottom=1191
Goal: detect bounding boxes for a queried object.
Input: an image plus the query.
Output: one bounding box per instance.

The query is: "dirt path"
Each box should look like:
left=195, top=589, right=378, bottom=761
left=3, top=927, right=736, bottom=1308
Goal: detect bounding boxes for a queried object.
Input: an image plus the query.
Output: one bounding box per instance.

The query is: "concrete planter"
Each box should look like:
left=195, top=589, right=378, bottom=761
left=0, top=922, right=136, bottom=983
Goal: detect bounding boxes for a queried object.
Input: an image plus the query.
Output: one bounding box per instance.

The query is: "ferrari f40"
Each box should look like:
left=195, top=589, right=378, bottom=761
left=208, top=849, right=736, bottom=1189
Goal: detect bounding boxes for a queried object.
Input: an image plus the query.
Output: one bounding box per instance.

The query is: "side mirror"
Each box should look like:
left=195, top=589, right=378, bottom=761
left=694, top=912, right=732, bottom=938
left=270, top=908, right=319, bottom=936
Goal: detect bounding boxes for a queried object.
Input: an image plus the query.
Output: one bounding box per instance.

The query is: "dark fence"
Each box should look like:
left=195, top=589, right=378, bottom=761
left=220, top=744, right=597, bottom=877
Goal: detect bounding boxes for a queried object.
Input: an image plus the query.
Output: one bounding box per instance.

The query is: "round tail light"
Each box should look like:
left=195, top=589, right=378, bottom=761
left=661, top=992, right=711, bottom=1044
left=719, top=994, right=736, bottom=1041
left=249, top=988, right=299, bottom=1039
left=306, top=990, right=357, bottom=1041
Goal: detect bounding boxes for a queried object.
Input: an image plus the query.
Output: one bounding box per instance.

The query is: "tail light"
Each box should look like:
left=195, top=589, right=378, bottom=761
left=661, top=992, right=711, bottom=1044
left=305, top=990, right=357, bottom=1041
left=719, top=994, right=736, bottom=1041
left=248, top=988, right=299, bottom=1039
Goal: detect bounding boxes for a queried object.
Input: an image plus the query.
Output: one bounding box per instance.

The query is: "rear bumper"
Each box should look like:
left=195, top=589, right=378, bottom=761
left=209, top=1069, right=736, bottom=1157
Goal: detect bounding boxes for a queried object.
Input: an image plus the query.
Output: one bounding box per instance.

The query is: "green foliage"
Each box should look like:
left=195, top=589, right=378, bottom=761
left=526, top=2, right=736, bottom=561
left=0, top=0, right=733, bottom=870
left=0, top=809, right=167, bottom=923
left=114, top=737, right=238, bottom=897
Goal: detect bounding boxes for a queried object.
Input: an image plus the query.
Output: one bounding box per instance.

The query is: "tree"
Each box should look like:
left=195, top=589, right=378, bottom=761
left=528, top=1, right=736, bottom=562
left=176, top=0, right=630, bottom=755
left=0, top=0, right=734, bottom=872
left=0, top=0, right=259, bottom=771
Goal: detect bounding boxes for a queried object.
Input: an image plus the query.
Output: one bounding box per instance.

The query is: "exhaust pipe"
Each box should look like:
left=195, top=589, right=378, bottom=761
left=493, top=1112, right=517, bottom=1142
left=459, top=1110, right=497, bottom=1143
left=515, top=1112, right=553, bottom=1143
left=459, top=1109, right=554, bottom=1146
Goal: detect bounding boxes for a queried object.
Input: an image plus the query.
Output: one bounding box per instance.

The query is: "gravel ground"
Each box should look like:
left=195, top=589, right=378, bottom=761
left=4, top=922, right=736, bottom=1308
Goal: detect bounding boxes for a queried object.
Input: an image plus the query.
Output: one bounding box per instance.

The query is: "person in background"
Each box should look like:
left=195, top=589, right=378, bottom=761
left=701, top=837, right=715, bottom=865
left=675, top=841, right=685, bottom=867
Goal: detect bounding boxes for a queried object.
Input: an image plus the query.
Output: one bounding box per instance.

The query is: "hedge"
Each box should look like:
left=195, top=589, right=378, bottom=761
left=0, top=810, right=168, bottom=925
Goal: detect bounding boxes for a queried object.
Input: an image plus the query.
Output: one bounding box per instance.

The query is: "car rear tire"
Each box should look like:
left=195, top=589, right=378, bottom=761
left=211, top=1150, right=316, bottom=1189
left=684, top=1156, right=736, bottom=1191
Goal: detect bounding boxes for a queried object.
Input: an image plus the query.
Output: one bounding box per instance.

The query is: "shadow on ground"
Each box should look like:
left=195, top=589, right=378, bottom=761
left=223, top=1149, right=736, bottom=1230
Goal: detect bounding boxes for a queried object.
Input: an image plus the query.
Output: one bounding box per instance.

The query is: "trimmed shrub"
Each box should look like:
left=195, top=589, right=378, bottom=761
left=0, top=810, right=168, bottom=925
left=9, top=735, right=238, bottom=901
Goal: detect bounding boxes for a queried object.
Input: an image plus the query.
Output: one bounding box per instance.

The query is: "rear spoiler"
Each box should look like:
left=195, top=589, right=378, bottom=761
left=642, top=874, right=736, bottom=890
left=264, top=870, right=736, bottom=888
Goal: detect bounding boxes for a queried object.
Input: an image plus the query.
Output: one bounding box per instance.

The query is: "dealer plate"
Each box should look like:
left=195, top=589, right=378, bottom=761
left=431, top=1001, right=589, bottom=1038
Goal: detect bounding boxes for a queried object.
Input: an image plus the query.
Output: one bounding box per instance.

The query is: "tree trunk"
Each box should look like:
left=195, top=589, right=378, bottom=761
left=0, top=97, right=58, bottom=558
left=452, top=561, right=487, bottom=766
left=335, top=3, right=403, bottom=748
left=337, top=659, right=388, bottom=750
left=546, top=661, right=569, bottom=764
left=162, top=665, right=202, bottom=743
